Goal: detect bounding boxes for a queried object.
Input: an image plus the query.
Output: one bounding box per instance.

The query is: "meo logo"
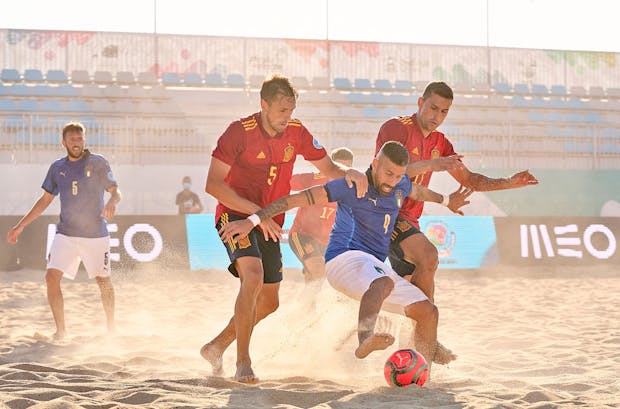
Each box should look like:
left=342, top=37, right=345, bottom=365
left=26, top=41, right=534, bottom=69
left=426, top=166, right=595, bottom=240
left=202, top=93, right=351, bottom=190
left=520, top=223, right=616, bottom=260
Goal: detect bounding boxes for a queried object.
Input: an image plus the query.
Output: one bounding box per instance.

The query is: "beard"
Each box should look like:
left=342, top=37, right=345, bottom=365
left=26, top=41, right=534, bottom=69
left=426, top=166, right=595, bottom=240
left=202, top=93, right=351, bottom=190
left=66, top=146, right=84, bottom=159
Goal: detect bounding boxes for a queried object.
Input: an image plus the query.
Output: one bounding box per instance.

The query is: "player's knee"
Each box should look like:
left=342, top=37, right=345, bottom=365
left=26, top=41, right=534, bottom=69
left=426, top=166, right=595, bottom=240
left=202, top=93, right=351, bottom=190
left=404, top=300, right=438, bottom=324
left=369, top=276, right=394, bottom=297
left=45, top=269, right=62, bottom=286
left=418, top=245, right=439, bottom=272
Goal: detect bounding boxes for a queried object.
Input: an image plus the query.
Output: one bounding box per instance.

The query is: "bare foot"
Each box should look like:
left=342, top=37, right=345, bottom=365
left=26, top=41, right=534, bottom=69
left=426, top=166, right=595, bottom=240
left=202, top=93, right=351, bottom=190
left=200, top=343, right=224, bottom=376
left=433, top=341, right=457, bottom=365
left=355, top=332, right=395, bottom=359
left=234, top=363, right=258, bottom=384
left=52, top=330, right=66, bottom=341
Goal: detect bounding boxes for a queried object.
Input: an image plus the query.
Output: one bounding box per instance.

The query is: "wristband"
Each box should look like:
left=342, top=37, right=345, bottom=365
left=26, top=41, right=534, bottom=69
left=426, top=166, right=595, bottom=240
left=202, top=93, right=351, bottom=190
left=441, top=194, right=450, bottom=207
left=247, top=213, right=261, bottom=227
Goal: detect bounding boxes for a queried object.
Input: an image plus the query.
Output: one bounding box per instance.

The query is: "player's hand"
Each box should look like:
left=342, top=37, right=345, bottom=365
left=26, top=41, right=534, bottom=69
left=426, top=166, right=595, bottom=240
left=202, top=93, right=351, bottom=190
left=345, top=168, right=368, bottom=198
left=6, top=225, right=23, bottom=244
left=219, top=219, right=254, bottom=243
left=101, top=203, right=116, bottom=220
left=431, top=155, right=465, bottom=172
left=447, top=185, right=473, bottom=215
left=510, top=170, right=539, bottom=187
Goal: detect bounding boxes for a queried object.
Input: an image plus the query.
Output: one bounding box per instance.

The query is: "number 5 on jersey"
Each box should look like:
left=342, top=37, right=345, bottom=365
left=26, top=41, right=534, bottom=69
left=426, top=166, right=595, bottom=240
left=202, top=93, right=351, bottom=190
left=267, top=165, right=277, bottom=185
left=72, top=180, right=78, bottom=195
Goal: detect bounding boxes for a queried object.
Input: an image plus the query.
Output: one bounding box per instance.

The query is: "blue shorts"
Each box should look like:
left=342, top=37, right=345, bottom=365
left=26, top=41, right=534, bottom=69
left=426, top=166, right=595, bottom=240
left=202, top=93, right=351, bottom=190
left=216, top=213, right=283, bottom=284
left=389, top=216, right=422, bottom=277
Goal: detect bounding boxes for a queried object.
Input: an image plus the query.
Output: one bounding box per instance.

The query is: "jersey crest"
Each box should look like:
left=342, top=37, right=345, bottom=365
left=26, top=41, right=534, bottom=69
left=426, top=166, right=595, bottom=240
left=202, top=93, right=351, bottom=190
left=431, top=148, right=440, bottom=159
left=283, top=145, right=295, bottom=162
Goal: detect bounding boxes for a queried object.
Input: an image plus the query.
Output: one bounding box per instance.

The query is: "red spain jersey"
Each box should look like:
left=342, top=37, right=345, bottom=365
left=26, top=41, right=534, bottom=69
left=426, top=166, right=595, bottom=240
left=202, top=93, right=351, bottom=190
left=212, top=112, right=327, bottom=226
left=376, top=114, right=457, bottom=228
left=289, top=172, right=336, bottom=245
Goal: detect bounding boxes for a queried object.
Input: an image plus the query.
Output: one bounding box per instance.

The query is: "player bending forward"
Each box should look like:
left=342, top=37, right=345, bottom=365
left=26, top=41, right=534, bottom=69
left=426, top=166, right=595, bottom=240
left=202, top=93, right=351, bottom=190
left=220, top=141, right=470, bottom=377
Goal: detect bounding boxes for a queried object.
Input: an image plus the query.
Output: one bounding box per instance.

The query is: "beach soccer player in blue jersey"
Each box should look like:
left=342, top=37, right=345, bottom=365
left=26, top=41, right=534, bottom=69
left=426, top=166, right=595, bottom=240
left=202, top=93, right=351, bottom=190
left=6, top=122, right=121, bottom=341
left=219, top=141, right=471, bottom=375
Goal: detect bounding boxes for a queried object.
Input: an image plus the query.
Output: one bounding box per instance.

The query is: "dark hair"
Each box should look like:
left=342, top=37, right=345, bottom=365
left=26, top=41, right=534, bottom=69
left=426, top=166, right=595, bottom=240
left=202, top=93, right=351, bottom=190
left=422, top=81, right=454, bottom=100
left=260, top=74, right=298, bottom=103
left=378, top=141, right=409, bottom=166
left=331, top=147, right=354, bottom=162
left=62, top=121, right=85, bottom=139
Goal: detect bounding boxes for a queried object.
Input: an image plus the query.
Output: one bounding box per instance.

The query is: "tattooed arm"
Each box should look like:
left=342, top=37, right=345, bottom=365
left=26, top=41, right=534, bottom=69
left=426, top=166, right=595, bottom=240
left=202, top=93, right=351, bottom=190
left=218, top=185, right=329, bottom=243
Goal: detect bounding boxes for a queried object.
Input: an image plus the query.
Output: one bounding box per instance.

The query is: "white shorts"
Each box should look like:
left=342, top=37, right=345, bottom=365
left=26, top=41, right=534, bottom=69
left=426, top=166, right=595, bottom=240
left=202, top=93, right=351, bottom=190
left=47, top=234, right=111, bottom=280
left=325, top=250, right=428, bottom=315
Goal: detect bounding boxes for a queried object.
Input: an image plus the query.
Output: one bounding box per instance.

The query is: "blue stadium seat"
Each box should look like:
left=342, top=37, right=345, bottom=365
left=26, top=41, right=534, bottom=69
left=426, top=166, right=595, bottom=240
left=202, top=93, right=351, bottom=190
left=513, top=83, right=530, bottom=94
left=115, top=71, right=136, bottom=85
left=45, top=69, right=68, bottom=83
left=0, top=99, right=16, bottom=111
left=394, top=79, right=413, bottom=91
left=31, top=85, right=53, bottom=96
left=6, top=84, right=31, bottom=96
left=374, top=79, right=392, bottom=90
left=347, top=93, right=370, bottom=103
left=183, top=72, right=203, bottom=86
left=226, top=73, right=245, bottom=87
left=66, top=100, right=90, bottom=112
left=384, top=94, right=407, bottom=104
left=1, top=69, right=20, bottom=82
left=205, top=73, right=224, bottom=86
left=362, top=106, right=382, bottom=118
left=353, top=78, right=372, bottom=90
left=162, top=72, right=182, bottom=85
left=54, top=84, right=79, bottom=97
left=531, top=84, right=549, bottom=95
left=550, top=84, right=567, bottom=95
left=333, top=77, right=353, bottom=89
left=41, top=100, right=64, bottom=112
left=24, top=69, right=44, bottom=82
left=493, top=82, right=511, bottom=94
left=17, top=100, right=40, bottom=111
left=569, top=86, right=587, bottom=97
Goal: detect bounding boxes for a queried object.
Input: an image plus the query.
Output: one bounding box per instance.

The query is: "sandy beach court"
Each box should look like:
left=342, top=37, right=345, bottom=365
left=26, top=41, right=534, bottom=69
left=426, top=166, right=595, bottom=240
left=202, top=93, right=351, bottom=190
left=1, top=267, right=618, bottom=408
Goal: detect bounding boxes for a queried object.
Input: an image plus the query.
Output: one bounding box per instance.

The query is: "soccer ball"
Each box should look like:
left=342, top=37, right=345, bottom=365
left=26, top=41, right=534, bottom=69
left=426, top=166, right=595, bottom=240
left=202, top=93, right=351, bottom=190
left=384, top=348, right=429, bottom=387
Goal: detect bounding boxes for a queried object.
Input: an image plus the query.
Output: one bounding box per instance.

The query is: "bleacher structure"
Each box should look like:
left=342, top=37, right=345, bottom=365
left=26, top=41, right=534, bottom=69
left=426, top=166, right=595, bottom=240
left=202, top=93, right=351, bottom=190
left=1, top=29, right=619, bottom=169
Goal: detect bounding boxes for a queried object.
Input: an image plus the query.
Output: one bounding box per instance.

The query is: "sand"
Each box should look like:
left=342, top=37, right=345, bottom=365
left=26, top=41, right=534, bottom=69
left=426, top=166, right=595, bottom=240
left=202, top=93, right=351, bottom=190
left=1, top=266, right=619, bottom=409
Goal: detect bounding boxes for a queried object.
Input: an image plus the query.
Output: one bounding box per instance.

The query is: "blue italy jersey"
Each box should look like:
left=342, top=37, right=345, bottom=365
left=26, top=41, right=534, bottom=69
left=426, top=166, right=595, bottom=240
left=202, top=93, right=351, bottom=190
left=324, top=168, right=412, bottom=262
left=42, top=150, right=117, bottom=238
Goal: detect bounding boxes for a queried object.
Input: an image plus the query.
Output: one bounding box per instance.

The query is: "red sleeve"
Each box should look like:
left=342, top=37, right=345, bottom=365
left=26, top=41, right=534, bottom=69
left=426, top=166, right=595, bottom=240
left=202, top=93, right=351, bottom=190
left=376, top=118, right=409, bottom=154
left=211, top=121, right=245, bottom=165
left=290, top=173, right=314, bottom=191
left=298, top=124, right=327, bottom=162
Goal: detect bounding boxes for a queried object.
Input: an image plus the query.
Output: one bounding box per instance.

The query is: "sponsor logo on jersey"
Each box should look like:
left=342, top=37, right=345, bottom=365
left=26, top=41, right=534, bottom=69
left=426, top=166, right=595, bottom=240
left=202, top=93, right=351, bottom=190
left=256, top=151, right=266, bottom=159
left=411, top=147, right=419, bottom=156
left=367, top=197, right=378, bottom=206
